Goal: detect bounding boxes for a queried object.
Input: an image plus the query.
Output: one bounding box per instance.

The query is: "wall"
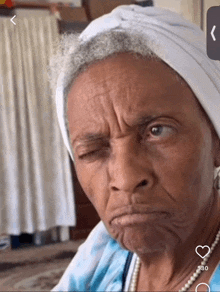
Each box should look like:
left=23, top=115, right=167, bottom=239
left=154, top=0, right=202, bottom=28
left=155, top=0, right=220, bottom=33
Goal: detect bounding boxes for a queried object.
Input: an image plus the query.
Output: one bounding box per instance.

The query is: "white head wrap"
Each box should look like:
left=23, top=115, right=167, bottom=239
left=55, top=5, right=220, bottom=162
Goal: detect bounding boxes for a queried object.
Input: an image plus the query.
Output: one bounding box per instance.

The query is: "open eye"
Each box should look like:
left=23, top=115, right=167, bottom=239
left=147, top=125, right=175, bottom=139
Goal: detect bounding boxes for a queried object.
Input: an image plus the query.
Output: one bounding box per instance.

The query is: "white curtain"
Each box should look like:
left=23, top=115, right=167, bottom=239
left=0, top=15, right=76, bottom=235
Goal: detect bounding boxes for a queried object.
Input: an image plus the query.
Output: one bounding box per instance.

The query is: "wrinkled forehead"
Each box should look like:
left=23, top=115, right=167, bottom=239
left=68, top=54, right=197, bottom=108
left=55, top=6, right=220, bottom=162
left=67, top=54, right=215, bottom=137
left=67, top=53, right=185, bottom=102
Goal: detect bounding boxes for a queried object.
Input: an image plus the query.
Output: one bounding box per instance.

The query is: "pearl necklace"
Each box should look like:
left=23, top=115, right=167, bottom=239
left=129, top=227, right=220, bottom=292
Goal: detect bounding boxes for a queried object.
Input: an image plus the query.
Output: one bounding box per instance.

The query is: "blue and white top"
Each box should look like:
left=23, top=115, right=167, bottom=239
left=51, top=221, right=220, bottom=292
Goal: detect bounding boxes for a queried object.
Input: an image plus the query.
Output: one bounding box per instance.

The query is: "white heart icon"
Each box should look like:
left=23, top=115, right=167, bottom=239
left=195, top=245, right=210, bottom=259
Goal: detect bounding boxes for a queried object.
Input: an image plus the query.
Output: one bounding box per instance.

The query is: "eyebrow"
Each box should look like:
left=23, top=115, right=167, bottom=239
left=72, top=133, right=108, bottom=147
left=72, top=114, right=160, bottom=147
left=132, top=114, right=158, bottom=127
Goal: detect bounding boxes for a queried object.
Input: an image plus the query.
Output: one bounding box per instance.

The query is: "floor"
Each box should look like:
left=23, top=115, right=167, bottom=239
left=0, top=239, right=84, bottom=291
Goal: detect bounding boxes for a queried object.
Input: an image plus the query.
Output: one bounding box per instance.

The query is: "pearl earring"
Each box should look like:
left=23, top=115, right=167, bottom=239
left=214, top=169, right=220, bottom=190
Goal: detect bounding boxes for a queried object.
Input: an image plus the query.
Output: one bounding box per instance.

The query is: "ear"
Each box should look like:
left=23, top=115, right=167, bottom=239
left=213, top=131, right=220, bottom=168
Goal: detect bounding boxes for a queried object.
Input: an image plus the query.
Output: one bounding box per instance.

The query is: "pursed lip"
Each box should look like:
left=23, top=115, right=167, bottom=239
left=110, top=205, right=170, bottom=225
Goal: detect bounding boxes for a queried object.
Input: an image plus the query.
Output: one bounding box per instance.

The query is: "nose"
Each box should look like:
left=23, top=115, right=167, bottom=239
left=108, top=142, right=153, bottom=193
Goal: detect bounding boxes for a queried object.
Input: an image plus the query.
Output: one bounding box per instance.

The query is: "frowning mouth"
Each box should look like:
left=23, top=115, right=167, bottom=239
left=110, top=206, right=170, bottom=227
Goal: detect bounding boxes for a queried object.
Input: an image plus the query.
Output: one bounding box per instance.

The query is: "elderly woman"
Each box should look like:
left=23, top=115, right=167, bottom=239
left=50, top=4, right=220, bottom=292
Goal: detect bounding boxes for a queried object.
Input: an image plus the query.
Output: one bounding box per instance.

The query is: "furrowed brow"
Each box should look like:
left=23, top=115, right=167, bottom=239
left=72, top=133, right=108, bottom=147
left=132, top=115, right=158, bottom=127
left=72, top=115, right=161, bottom=146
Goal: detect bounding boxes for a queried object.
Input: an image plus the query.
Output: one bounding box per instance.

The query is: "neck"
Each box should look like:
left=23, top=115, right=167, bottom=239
left=136, top=189, right=220, bottom=291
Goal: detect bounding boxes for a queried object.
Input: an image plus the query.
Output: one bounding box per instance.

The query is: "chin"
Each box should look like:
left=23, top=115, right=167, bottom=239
left=110, top=225, right=176, bottom=255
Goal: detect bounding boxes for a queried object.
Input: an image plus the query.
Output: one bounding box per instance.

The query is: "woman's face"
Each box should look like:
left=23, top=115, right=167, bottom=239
left=67, top=53, right=219, bottom=254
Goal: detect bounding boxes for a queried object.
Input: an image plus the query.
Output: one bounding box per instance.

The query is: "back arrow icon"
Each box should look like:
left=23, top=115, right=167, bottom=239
left=211, top=25, right=216, bottom=41
left=10, top=15, right=16, bottom=25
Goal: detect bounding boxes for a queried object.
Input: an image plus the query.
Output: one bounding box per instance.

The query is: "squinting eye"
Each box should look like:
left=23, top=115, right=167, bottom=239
left=78, top=150, right=99, bottom=160
left=78, top=148, right=109, bottom=160
left=148, top=125, right=174, bottom=138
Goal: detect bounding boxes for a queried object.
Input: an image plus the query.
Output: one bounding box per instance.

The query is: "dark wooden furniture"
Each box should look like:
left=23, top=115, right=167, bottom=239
left=68, top=157, right=100, bottom=240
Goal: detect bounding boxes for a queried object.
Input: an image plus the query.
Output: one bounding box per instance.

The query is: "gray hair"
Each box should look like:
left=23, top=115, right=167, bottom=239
left=48, top=30, right=187, bottom=142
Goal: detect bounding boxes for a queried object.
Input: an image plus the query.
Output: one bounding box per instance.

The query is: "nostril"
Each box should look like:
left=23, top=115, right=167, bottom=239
left=111, top=180, right=148, bottom=192
left=138, top=180, right=148, bottom=188
left=112, top=186, right=119, bottom=191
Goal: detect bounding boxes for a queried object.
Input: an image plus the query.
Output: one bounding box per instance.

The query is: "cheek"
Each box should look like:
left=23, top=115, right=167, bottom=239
left=154, top=132, right=213, bottom=209
left=75, top=163, right=109, bottom=217
left=75, top=165, right=94, bottom=201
